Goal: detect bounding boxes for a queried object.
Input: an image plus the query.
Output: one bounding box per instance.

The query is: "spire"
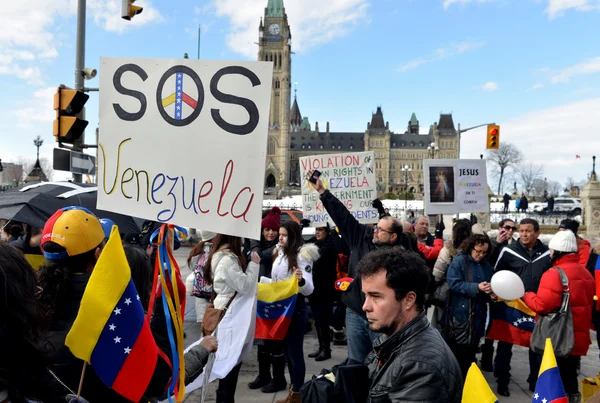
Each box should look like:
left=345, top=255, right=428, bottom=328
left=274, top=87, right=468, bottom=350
left=266, top=0, right=284, bottom=17
left=370, top=106, right=385, bottom=129
left=409, top=113, right=418, bottom=126
left=290, top=94, right=302, bottom=127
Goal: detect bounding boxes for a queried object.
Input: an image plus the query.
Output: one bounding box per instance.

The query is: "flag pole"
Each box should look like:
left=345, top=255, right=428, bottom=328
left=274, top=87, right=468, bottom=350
left=77, top=361, right=87, bottom=399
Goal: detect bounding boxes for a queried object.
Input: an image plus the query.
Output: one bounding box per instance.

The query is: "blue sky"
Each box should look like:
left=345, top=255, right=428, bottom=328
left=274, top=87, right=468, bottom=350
left=1, top=0, right=599, bottom=189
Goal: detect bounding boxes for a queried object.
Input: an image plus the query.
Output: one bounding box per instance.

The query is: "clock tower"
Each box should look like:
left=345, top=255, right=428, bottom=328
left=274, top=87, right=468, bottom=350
left=259, top=0, right=292, bottom=191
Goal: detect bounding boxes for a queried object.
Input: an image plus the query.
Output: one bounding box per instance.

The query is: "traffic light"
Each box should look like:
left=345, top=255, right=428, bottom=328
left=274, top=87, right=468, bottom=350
left=486, top=124, right=500, bottom=150
left=121, top=0, right=143, bottom=20
left=53, top=87, right=89, bottom=144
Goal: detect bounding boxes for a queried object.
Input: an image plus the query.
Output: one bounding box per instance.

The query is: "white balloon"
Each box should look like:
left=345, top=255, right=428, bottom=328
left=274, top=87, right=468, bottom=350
left=491, top=271, right=525, bottom=301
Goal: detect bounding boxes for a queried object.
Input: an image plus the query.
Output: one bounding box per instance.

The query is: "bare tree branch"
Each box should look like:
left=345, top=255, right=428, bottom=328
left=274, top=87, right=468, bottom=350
left=39, top=158, right=54, bottom=181
left=548, top=180, right=562, bottom=196
left=487, top=142, right=523, bottom=195
left=518, top=162, right=545, bottom=195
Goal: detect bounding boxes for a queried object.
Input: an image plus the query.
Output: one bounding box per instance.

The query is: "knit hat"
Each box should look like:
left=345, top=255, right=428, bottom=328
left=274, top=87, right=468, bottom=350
left=200, top=230, right=217, bottom=242
left=261, top=207, right=281, bottom=231
left=548, top=230, right=578, bottom=253
left=41, top=206, right=105, bottom=260
left=99, top=218, right=117, bottom=239
left=471, top=223, right=484, bottom=235
left=558, top=219, right=580, bottom=236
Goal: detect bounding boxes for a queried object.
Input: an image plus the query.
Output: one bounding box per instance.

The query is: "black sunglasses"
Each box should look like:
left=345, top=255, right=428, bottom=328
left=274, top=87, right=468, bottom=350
left=503, top=225, right=517, bottom=231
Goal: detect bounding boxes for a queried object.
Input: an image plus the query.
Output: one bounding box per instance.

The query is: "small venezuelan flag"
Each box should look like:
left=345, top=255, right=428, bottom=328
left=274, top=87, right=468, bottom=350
left=255, top=277, right=298, bottom=340
left=532, top=338, right=568, bottom=403
left=487, top=298, right=536, bottom=348
left=594, top=254, right=600, bottom=310
left=65, top=227, right=159, bottom=402
left=462, top=363, right=498, bottom=403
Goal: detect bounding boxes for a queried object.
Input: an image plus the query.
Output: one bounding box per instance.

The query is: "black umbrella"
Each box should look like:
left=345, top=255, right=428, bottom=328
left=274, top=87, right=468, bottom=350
left=0, top=182, right=144, bottom=234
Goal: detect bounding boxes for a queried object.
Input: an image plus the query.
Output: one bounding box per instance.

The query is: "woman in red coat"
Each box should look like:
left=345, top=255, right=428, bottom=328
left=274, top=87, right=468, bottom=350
left=524, top=230, right=595, bottom=401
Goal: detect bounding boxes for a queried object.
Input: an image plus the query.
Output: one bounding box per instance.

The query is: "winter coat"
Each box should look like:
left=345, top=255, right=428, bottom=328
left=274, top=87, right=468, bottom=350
left=307, top=235, right=338, bottom=303
left=366, top=312, right=463, bottom=403
left=586, top=243, right=600, bottom=314
left=520, top=196, right=529, bottom=210
left=495, top=239, right=551, bottom=293
left=446, top=254, right=493, bottom=340
left=249, top=238, right=278, bottom=279
left=433, top=242, right=459, bottom=283
left=523, top=253, right=595, bottom=356
left=271, top=243, right=319, bottom=296
left=503, top=194, right=511, bottom=205
left=39, top=274, right=173, bottom=403
left=212, top=248, right=259, bottom=310
left=515, top=198, right=521, bottom=209
left=320, top=189, right=399, bottom=318
left=577, top=238, right=591, bottom=268
left=418, top=238, right=444, bottom=263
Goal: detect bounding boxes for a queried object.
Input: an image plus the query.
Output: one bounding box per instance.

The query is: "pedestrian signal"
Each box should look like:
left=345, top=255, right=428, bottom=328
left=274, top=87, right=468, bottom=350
left=486, top=124, right=500, bottom=150
left=53, top=87, right=89, bottom=144
left=121, top=0, right=143, bottom=20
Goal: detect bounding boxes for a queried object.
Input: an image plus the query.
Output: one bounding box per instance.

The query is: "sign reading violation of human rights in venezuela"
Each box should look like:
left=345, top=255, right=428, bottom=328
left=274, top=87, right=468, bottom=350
left=423, top=159, right=489, bottom=215
left=97, top=58, right=273, bottom=239
left=299, top=152, right=378, bottom=226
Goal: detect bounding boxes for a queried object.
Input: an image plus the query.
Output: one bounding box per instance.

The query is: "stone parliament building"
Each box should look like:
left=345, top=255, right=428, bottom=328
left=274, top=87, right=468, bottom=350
left=259, top=0, right=459, bottom=197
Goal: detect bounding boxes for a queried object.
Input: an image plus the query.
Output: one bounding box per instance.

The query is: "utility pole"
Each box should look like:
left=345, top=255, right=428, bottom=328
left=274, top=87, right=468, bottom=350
left=73, top=0, right=86, bottom=183
left=456, top=122, right=496, bottom=159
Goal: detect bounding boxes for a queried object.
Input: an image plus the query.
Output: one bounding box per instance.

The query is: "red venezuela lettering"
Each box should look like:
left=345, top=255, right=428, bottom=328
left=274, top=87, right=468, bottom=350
left=99, top=138, right=255, bottom=223
left=300, top=154, right=360, bottom=171
left=328, top=176, right=369, bottom=189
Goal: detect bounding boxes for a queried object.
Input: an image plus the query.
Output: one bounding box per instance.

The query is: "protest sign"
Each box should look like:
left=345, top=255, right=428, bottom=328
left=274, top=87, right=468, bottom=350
left=97, top=57, right=273, bottom=239
left=423, top=159, right=489, bottom=215
left=299, top=151, right=378, bottom=226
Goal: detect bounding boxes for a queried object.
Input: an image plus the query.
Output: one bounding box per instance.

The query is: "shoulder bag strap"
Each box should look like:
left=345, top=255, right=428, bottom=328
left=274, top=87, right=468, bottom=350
left=208, top=252, right=229, bottom=303
left=554, top=267, right=570, bottom=313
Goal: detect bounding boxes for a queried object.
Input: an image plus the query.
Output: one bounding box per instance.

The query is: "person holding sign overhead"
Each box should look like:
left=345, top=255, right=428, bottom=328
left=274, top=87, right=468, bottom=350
left=307, top=170, right=405, bottom=363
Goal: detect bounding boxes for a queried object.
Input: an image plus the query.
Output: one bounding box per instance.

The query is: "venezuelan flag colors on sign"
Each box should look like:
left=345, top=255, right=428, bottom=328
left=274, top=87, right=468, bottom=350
left=461, top=363, right=498, bottom=403
left=487, top=298, right=536, bottom=348
left=532, top=338, right=568, bottom=403
left=65, top=227, right=158, bottom=402
left=255, top=277, right=298, bottom=340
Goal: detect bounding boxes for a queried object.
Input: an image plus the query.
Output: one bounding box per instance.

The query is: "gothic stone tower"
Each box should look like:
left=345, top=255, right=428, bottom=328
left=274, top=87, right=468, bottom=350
left=258, top=0, right=292, bottom=190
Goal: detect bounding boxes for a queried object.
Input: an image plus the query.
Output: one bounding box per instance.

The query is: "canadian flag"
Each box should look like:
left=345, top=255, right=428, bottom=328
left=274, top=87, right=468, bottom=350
left=576, top=155, right=581, bottom=159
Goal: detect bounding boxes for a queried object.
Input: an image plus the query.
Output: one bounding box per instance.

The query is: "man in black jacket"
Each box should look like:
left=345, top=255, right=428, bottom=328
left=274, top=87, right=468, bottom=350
left=492, top=218, right=551, bottom=397
left=310, top=172, right=403, bottom=363
left=359, top=248, right=463, bottom=402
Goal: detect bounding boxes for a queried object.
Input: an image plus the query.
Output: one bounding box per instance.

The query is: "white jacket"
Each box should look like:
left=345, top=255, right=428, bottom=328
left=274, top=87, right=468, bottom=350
left=212, top=248, right=258, bottom=309
left=271, top=243, right=320, bottom=296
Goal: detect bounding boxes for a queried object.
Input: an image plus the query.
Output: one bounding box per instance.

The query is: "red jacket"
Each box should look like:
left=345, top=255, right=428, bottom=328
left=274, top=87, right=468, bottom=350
left=524, top=253, right=596, bottom=356
left=577, top=238, right=591, bottom=268
left=418, top=238, right=443, bottom=261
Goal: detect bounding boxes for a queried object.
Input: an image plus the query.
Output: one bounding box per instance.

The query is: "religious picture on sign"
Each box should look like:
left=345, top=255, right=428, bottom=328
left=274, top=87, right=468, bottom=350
left=429, top=166, right=454, bottom=203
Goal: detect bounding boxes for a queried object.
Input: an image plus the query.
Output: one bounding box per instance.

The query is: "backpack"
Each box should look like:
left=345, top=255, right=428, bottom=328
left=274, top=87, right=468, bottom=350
left=192, top=248, right=213, bottom=299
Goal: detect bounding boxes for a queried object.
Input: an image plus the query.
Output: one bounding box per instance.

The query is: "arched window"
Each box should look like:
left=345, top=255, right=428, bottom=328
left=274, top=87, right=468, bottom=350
left=279, top=54, right=282, bottom=67
left=267, top=139, right=275, bottom=155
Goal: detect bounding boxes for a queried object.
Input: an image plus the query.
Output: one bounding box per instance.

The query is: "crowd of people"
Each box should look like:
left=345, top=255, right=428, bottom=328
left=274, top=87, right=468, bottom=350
left=1, top=175, right=599, bottom=403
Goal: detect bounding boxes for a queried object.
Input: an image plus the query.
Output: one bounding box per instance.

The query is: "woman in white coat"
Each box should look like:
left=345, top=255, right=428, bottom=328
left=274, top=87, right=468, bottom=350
left=204, top=234, right=260, bottom=403
left=272, top=221, right=320, bottom=403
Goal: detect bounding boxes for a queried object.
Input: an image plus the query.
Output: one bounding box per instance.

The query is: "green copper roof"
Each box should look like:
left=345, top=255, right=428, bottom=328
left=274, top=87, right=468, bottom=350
left=410, top=113, right=419, bottom=125
left=266, top=0, right=284, bottom=17
left=300, top=116, right=311, bottom=131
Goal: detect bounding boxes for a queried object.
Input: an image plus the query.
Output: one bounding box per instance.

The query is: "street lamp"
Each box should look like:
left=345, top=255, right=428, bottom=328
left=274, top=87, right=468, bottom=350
left=33, top=136, right=43, bottom=162
left=427, top=142, right=439, bottom=159
left=402, top=165, right=411, bottom=210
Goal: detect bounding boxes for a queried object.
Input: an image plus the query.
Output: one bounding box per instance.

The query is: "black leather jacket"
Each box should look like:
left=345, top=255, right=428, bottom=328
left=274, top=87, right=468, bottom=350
left=366, top=311, right=463, bottom=403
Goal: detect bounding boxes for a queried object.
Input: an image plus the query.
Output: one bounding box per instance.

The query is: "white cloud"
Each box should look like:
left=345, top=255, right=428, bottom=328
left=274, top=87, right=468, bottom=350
left=461, top=98, right=600, bottom=184
left=397, top=41, right=484, bottom=72
left=211, top=0, right=370, bottom=58
left=551, top=56, right=600, bottom=83
left=546, top=0, right=600, bottom=18
left=10, top=87, right=57, bottom=128
left=482, top=81, right=499, bottom=91
left=530, top=83, right=544, bottom=90
left=443, top=0, right=495, bottom=9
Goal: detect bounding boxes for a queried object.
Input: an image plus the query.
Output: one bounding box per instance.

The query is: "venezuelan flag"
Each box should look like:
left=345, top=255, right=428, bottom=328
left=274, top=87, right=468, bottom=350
left=594, top=254, right=600, bottom=310
left=532, top=338, right=568, bottom=403
left=462, top=363, right=498, bottom=403
left=487, top=298, right=536, bottom=348
left=255, top=277, right=298, bottom=340
left=65, top=227, right=158, bottom=402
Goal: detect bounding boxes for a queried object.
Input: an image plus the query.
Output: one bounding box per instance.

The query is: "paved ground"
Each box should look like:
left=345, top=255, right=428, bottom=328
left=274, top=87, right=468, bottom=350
left=172, top=246, right=599, bottom=403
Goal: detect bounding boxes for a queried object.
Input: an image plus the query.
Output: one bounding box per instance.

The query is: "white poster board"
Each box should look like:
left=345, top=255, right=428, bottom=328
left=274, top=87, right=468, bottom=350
left=423, top=159, right=489, bottom=215
left=98, top=57, right=273, bottom=239
left=299, top=152, right=378, bottom=226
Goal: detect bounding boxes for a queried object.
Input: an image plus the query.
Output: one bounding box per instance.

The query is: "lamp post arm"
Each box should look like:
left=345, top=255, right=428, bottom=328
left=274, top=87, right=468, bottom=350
left=457, top=122, right=496, bottom=159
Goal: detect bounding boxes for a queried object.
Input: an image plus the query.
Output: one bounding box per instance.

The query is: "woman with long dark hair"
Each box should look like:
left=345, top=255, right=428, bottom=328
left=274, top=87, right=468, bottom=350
left=272, top=221, right=319, bottom=403
left=186, top=230, right=217, bottom=324
left=204, top=233, right=260, bottom=403
left=445, top=233, right=494, bottom=378
left=0, top=243, right=48, bottom=402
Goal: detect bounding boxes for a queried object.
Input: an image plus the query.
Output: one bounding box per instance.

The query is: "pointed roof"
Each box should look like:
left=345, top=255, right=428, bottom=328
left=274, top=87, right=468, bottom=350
left=409, top=113, right=419, bottom=126
left=266, top=0, right=284, bottom=17
left=438, top=114, right=456, bottom=131
left=300, top=117, right=311, bottom=131
left=290, top=96, right=302, bottom=126
left=370, top=106, right=385, bottom=129
left=24, top=159, right=48, bottom=183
